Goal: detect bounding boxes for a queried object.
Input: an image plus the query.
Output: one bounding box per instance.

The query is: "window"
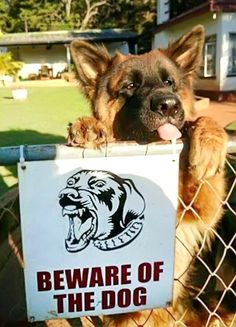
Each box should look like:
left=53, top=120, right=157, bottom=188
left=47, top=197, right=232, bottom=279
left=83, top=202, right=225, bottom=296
left=200, top=35, right=216, bottom=77
left=228, top=33, right=236, bottom=75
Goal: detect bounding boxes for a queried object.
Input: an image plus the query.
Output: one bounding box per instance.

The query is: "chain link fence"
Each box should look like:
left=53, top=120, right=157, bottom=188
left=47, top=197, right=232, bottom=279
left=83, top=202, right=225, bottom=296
left=0, top=141, right=235, bottom=327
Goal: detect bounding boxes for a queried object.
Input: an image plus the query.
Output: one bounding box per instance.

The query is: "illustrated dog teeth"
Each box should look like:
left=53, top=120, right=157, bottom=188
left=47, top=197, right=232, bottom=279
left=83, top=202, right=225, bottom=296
left=62, top=209, right=69, bottom=217
left=62, top=208, right=79, bottom=217
left=65, top=205, right=77, bottom=211
left=78, top=208, right=84, bottom=216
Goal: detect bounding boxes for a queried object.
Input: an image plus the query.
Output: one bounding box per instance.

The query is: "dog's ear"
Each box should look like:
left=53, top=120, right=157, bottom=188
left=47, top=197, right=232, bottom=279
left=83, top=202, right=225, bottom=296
left=165, top=25, right=204, bottom=78
left=122, top=179, right=145, bottom=226
left=70, top=41, right=111, bottom=99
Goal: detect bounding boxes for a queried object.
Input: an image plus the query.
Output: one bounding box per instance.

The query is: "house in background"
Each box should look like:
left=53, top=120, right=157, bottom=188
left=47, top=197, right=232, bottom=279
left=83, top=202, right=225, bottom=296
left=153, top=0, right=236, bottom=101
left=0, top=29, right=136, bottom=80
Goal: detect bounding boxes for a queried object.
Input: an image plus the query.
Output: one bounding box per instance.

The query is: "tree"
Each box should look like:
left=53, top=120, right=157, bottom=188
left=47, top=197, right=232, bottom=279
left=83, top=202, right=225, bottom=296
left=0, top=0, right=63, bottom=32
left=0, top=0, right=156, bottom=33
left=80, top=0, right=107, bottom=30
left=0, top=0, right=156, bottom=51
left=91, top=0, right=156, bottom=52
left=0, top=1, right=8, bottom=31
left=0, top=52, right=22, bottom=78
left=62, top=0, right=73, bottom=21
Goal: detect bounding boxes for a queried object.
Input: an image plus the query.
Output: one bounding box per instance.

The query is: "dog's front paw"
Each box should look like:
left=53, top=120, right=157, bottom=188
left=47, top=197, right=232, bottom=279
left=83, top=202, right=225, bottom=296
left=188, top=117, right=228, bottom=180
left=67, top=117, right=108, bottom=148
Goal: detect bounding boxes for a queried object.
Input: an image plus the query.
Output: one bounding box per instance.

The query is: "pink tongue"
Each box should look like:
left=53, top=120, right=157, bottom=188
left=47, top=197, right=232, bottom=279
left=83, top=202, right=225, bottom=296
left=157, top=123, right=182, bottom=140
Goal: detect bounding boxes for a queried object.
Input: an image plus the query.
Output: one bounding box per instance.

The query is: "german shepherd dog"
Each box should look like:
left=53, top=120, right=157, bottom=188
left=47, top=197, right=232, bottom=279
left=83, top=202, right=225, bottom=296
left=67, top=26, right=229, bottom=326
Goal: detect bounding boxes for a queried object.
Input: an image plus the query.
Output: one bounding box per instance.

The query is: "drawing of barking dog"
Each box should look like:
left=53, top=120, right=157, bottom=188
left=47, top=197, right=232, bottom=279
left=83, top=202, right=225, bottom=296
left=59, top=170, right=145, bottom=252
left=66, top=26, right=230, bottom=326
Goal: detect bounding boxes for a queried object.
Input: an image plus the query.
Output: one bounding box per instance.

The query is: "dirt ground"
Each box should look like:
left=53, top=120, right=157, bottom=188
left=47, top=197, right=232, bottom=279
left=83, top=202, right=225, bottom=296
left=196, top=101, right=236, bottom=128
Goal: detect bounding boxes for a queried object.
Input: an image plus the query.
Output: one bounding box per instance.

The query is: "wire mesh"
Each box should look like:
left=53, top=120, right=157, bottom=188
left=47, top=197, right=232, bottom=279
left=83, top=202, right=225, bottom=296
left=0, top=148, right=235, bottom=327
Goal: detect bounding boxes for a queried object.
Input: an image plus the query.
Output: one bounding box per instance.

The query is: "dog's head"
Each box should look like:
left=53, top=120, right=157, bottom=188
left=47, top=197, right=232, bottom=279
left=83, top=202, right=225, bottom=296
left=71, top=26, right=204, bottom=143
left=59, top=170, right=145, bottom=252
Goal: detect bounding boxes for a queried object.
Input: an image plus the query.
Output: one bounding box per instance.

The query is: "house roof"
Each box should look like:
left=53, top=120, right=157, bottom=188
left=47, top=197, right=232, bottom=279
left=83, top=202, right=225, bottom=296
left=153, top=0, right=236, bottom=34
left=0, top=29, right=137, bottom=47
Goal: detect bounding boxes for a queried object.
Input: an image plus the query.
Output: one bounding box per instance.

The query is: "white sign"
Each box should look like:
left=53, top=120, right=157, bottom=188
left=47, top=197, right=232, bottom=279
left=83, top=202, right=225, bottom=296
left=18, top=152, right=179, bottom=321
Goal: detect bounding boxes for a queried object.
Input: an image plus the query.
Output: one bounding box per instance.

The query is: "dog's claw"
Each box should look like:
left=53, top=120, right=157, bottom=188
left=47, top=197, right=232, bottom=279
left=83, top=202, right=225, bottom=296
left=67, top=117, right=108, bottom=148
left=188, top=117, right=228, bottom=181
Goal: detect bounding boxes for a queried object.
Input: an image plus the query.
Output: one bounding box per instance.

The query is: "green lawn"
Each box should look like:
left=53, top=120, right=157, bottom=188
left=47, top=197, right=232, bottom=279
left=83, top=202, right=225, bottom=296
left=0, top=85, right=91, bottom=194
left=226, top=120, right=236, bottom=132
left=0, top=85, right=90, bottom=146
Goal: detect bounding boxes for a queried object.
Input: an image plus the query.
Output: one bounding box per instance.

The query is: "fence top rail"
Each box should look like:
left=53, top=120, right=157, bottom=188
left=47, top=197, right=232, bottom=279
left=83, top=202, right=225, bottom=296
left=0, top=141, right=183, bottom=166
left=0, top=134, right=235, bottom=166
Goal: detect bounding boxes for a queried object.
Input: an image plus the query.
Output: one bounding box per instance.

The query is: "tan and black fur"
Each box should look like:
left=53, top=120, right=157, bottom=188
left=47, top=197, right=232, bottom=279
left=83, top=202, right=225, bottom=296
left=67, top=26, right=230, bottom=326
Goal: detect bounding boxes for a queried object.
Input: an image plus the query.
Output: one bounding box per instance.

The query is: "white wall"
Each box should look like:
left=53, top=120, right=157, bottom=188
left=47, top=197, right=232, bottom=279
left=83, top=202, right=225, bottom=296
left=153, top=13, right=219, bottom=49
left=10, top=41, right=130, bottom=80
left=11, top=44, right=68, bottom=79
left=106, top=41, right=129, bottom=55
left=153, top=12, right=221, bottom=91
left=219, top=12, right=236, bottom=91
left=156, top=0, right=170, bottom=24
left=153, top=11, right=236, bottom=92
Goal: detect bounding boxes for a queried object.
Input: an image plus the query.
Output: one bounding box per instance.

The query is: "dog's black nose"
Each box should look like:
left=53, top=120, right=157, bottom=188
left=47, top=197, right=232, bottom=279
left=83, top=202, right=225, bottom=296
left=151, top=96, right=181, bottom=116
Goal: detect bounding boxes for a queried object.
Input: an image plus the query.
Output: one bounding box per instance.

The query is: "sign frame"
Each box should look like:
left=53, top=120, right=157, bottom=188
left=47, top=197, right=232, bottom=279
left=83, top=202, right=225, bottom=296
left=18, top=142, right=181, bottom=321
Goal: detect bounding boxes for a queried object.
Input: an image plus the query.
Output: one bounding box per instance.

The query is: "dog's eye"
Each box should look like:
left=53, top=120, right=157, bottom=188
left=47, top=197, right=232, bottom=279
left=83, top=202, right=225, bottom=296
left=126, top=82, right=138, bottom=89
left=92, top=180, right=106, bottom=188
left=163, top=79, right=173, bottom=87
left=67, top=178, right=75, bottom=186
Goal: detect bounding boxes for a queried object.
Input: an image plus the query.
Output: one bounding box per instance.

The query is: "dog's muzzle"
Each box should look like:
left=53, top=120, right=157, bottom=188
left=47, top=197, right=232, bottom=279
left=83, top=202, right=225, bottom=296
left=59, top=189, right=97, bottom=252
left=59, top=186, right=144, bottom=252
